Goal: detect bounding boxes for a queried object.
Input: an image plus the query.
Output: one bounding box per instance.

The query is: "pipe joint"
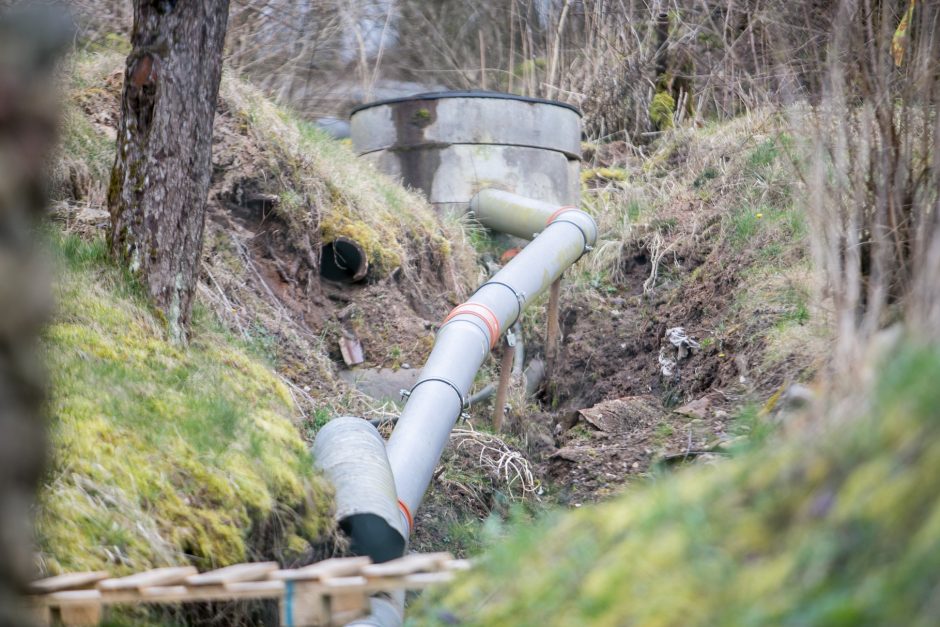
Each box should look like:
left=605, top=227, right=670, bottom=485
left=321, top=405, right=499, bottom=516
left=472, top=280, right=526, bottom=328
left=442, top=302, right=501, bottom=349
left=545, top=207, right=598, bottom=256
left=404, top=376, right=468, bottom=411
left=311, top=417, right=406, bottom=563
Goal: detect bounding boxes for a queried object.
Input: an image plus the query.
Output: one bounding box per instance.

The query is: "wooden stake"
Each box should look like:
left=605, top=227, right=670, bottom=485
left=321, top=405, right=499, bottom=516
left=280, top=580, right=327, bottom=627
left=493, top=340, right=516, bottom=432
left=545, top=277, right=562, bottom=382
left=58, top=603, right=101, bottom=627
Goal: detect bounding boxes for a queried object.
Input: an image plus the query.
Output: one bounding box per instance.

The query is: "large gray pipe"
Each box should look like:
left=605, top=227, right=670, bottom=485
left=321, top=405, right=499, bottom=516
left=312, top=190, right=596, bottom=626
left=386, top=190, right=596, bottom=528
left=311, top=417, right=407, bottom=563
left=469, top=188, right=573, bottom=240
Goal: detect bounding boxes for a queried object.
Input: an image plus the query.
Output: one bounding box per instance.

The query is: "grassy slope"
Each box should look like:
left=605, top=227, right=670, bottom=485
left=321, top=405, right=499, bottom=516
left=41, top=42, right=482, bottom=575
left=37, top=234, right=333, bottom=574
left=585, top=116, right=822, bottom=390
left=414, top=117, right=938, bottom=624
left=421, top=341, right=940, bottom=626
left=217, top=73, right=471, bottom=281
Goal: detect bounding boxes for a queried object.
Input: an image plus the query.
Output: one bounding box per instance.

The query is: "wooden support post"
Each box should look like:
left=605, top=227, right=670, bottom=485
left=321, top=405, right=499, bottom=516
left=58, top=603, right=101, bottom=626
left=545, top=277, right=562, bottom=386
left=280, top=580, right=328, bottom=627
left=327, top=589, right=368, bottom=626
left=492, top=339, right=515, bottom=432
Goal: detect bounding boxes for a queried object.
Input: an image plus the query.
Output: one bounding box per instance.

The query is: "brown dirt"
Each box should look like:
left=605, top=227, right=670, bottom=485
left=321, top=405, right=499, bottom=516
left=516, top=138, right=819, bottom=506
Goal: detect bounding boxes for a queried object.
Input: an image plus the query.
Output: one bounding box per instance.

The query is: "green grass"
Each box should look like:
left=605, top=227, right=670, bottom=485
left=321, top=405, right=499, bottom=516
left=419, top=342, right=940, bottom=625
left=747, top=138, right=780, bottom=169
left=59, top=102, right=115, bottom=186
left=778, top=285, right=811, bottom=327
left=653, top=422, right=675, bottom=444
left=37, top=234, right=333, bottom=575
left=728, top=202, right=806, bottom=253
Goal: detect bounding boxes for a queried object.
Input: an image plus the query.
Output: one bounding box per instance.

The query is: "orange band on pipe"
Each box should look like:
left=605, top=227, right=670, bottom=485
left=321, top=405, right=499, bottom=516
left=442, top=303, right=501, bottom=350
left=398, top=499, right=414, bottom=532
left=546, top=205, right=578, bottom=226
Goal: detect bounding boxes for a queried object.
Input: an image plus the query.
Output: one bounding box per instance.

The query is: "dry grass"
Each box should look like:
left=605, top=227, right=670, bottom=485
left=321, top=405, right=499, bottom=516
left=451, top=426, right=539, bottom=501
left=795, top=0, right=940, bottom=360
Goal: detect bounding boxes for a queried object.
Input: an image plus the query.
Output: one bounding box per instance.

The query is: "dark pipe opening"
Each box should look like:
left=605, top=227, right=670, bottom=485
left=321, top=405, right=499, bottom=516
left=320, top=237, right=368, bottom=283
left=340, top=513, right=406, bottom=563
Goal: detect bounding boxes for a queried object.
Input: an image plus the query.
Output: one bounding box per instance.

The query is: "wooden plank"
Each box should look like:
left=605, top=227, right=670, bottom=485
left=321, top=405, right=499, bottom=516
left=360, top=552, right=453, bottom=578
left=443, top=559, right=472, bottom=571
left=359, top=575, right=452, bottom=593
left=327, top=587, right=368, bottom=624
left=225, top=580, right=285, bottom=594
left=186, top=562, right=278, bottom=586
left=135, top=581, right=284, bottom=604
left=28, top=571, right=110, bottom=594
left=404, top=572, right=455, bottom=586
left=140, top=585, right=188, bottom=599
left=322, top=576, right=368, bottom=588
left=330, top=607, right=368, bottom=627
left=26, top=604, right=51, bottom=627
left=270, top=556, right=371, bottom=582
left=49, top=589, right=102, bottom=603
left=98, top=566, right=197, bottom=591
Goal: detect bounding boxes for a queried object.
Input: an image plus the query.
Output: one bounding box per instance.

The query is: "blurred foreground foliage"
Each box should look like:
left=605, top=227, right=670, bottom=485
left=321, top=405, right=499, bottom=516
left=420, top=340, right=940, bottom=626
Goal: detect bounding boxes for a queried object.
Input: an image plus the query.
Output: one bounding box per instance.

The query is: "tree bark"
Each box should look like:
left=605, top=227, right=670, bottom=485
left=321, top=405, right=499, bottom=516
left=0, top=7, right=68, bottom=623
left=108, top=0, right=230, bottom=341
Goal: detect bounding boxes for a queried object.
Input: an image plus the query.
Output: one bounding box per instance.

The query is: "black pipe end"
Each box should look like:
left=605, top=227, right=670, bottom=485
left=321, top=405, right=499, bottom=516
left=340, top=513, right=407, bottom=563
left=320, top=237, right=368, bottom=283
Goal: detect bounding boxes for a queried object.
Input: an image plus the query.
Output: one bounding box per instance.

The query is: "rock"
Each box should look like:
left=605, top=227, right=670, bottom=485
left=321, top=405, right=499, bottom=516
left=549, top=447, right=590, bottom=463
left=338, top=367, right=421, bottom=404
left=576, top=396, right=662, bottom=433
left=339, top=330, right=364, bottom=366
left=674, top=396, right=711, bottom=420
left=780, top=384, right=814, bottom=411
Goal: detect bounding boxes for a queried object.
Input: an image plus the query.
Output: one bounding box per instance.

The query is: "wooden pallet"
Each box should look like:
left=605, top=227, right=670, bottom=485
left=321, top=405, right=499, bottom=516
left=27, top=553, right=470, bottom=626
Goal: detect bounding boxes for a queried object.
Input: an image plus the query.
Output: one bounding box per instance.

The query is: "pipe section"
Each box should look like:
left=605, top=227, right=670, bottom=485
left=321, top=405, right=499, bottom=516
left=470, top=188, right=573, bottom=240
left=346, top=591, right=405, bottom=626
left=321, top=236, right=369, bottom=283
left=315, top=190, right=595, bottom=626
left=386, top=190, right=596, bottom=520
left=311, top=417, right=407, bottom=563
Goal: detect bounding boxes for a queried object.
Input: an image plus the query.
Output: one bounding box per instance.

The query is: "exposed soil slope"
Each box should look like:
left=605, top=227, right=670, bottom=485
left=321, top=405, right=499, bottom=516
left=489, top=117, right=828, bottom=506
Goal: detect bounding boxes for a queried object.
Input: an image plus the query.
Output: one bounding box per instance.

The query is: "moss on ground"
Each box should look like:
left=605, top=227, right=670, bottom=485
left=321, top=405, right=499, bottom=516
left=37, top=234, right=333, bottom=575
left=419, top=342, right=940, bottom=625
left=219, top=75, right=469, bottom=280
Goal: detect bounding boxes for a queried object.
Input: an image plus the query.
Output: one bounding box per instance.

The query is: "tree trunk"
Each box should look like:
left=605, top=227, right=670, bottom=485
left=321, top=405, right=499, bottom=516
left=0, top=7, right=68, bottom=623
left=108, top=0, right=230, bottom=341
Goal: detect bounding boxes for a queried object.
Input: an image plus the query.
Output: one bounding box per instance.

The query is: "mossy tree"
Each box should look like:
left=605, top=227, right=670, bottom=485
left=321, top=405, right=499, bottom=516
left=108, top=0, right=230, bottom=341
